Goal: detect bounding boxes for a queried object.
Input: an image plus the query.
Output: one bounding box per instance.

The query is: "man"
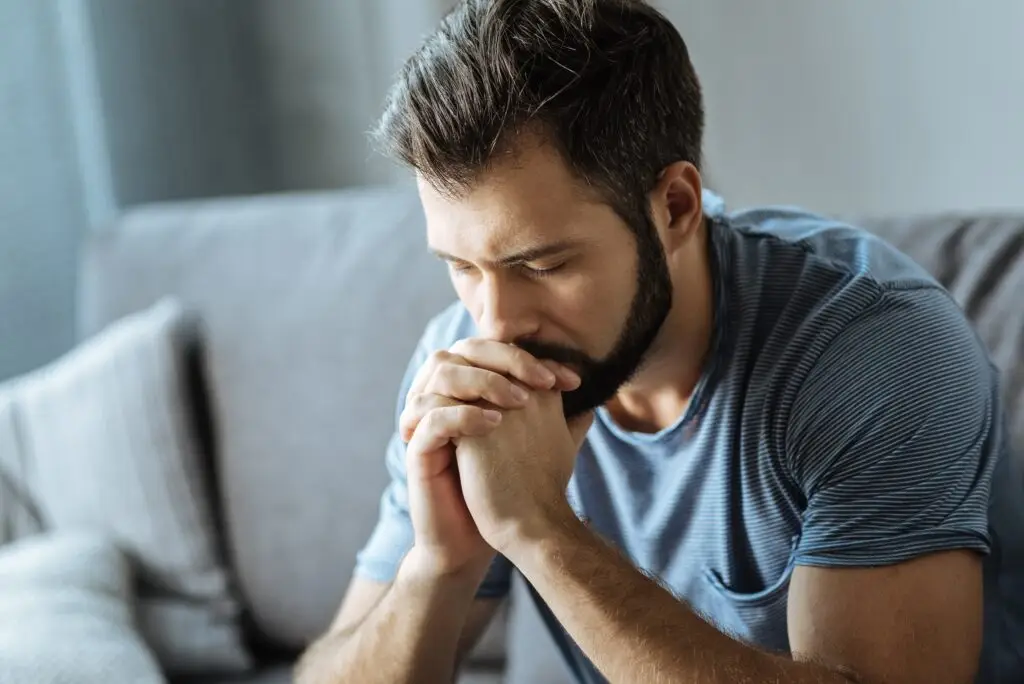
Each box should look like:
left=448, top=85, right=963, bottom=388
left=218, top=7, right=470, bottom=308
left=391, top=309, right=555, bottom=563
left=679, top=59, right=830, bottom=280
left=297, top=1, right=1022, bottom=682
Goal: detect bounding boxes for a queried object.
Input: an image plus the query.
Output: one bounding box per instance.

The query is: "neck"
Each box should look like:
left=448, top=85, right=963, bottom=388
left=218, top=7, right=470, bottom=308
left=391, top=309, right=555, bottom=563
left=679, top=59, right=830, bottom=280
left=605, top=218, right=715, bottom=433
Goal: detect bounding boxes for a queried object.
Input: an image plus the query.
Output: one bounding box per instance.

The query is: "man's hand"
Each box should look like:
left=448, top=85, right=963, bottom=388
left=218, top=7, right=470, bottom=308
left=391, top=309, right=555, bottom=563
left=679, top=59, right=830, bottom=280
left=454, top=389, right=594, bottom=554
left=401, top=339, right=580, bottom=579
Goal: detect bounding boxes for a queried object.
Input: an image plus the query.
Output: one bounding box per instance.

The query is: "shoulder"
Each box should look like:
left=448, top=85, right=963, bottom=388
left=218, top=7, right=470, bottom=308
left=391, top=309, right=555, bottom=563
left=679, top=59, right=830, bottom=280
left=784, top=286, right=997, bottom=486
left=778, top=288, right=1001, bottom=566
left=713, top=198, right=953, bottom=376
left=714, top=196, right=989, bottom=406
left=798, top=285, right=992, bottom=400
left=760, top=282, right=995, bottom=444
left=723, top=200, right=936, bottom=289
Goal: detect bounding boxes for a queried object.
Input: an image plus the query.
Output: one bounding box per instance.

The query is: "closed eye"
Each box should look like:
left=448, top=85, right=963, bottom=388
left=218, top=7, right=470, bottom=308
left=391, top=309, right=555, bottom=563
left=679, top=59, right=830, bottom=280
left=440, top=256, right=569, bottom=278
left=441, top=258, right=476, bottom=275
left=520, top=262, right=567, bottom=278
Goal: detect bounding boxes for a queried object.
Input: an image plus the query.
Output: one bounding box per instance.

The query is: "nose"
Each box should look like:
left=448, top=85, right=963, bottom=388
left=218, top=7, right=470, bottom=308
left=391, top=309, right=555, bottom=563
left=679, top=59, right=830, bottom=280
left=475, top=273, right=539, bottom=343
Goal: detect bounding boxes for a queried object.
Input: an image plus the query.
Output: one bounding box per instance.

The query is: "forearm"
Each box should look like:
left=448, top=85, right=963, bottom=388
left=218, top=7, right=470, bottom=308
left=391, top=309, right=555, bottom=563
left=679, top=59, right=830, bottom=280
left=295, top=549, right=480, bottom=684
left=509, top=514, right=854, bottom=684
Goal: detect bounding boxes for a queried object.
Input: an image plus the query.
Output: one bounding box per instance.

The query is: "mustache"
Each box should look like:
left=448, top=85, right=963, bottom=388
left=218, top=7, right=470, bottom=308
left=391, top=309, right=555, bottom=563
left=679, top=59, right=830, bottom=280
left=513, top=338, right=595, bottom=370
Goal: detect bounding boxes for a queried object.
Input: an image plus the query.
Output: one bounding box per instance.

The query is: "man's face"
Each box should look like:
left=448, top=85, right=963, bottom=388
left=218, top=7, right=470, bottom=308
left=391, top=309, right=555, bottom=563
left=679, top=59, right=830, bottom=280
left=419, top=142, right=672, bottom=418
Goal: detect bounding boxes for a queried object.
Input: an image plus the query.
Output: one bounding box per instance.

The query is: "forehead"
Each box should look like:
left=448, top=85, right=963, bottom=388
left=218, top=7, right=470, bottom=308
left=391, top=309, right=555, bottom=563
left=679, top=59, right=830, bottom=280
left=418, top=142, right=615, bottom=258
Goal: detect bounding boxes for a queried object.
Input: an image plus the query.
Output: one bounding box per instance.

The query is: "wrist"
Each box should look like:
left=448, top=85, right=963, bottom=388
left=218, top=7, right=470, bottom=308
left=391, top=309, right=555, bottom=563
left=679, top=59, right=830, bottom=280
left=399, top=546, right=492, bottom=595
left=499, top=500, right=585, bottom=567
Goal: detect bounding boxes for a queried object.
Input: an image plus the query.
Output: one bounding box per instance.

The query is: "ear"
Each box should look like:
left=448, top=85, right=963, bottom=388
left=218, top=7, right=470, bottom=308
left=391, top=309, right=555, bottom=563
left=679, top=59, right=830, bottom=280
left=649, top=162, right=703, bottom=250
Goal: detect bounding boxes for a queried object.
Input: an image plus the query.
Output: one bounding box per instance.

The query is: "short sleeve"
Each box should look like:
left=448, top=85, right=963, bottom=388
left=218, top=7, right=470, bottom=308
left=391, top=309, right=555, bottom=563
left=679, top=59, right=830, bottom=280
left=353, top=319, right=513, bottom=598
left=787, top=288, right=1000, bottom=567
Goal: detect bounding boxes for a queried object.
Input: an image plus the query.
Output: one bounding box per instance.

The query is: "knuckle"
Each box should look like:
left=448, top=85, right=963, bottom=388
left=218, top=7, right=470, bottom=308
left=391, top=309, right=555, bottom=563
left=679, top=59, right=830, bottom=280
left=421, top=350, right=450, bottom=374
left=448, top=338, right=473, bottom=356
left=419, top=396, right=453, bottom=421
left=511, top=346, right=536, bottom=368
left=423, top=406, right=449, bottom=432
left=423, top=362, right=449, bottom=394
left=404, top=392, right=428, bottom=416
left=428, top=349, right=468, bottom=384
left=410, top=363, right=436, bottom=392
left=430, top=348, right=454, bottom=363
left=456, top=405, right=481, bottom=424
left=424, top=349, right=454, bottom=375
left=493, top=375, right=517, bottom=398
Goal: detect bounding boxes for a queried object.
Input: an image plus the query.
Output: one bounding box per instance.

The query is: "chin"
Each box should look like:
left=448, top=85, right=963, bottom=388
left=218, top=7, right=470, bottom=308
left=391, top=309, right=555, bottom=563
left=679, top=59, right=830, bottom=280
left=561, top=385, right=617, bottom=420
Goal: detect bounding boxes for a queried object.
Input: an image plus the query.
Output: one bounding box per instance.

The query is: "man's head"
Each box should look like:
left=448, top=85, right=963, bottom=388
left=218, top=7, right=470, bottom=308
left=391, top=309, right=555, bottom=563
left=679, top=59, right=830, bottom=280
left=374, top=0, right=707, bottom=418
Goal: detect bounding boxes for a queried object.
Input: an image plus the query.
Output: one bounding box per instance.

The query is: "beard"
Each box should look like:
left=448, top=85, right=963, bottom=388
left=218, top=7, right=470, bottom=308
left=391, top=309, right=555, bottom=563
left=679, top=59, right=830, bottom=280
left=515, top=213, right=673, bottom=419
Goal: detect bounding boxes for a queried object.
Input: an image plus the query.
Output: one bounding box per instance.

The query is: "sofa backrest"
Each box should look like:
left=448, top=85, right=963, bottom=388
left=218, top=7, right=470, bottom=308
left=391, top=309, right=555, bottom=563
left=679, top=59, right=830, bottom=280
left=79, top=186, right=1024, bottom=659
left=79, top=186, right=458, bottom=652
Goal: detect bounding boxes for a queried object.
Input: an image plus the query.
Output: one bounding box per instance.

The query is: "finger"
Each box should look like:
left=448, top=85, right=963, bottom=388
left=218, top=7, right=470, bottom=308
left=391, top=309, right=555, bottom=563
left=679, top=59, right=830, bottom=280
left=424, top=363, right=531, bottom=409
left=399, top=393, right=458, bottom=443
left=449, top=338, right=563, bottom=389
left=540, top=359, right=582, bottom=392
left=401, top=394, right=504, bottom=443
left=406, top=405, right=502, bottom=465
left=405, top=436, right=452, bottom=480
left=408, top=349, right=468, bottom=398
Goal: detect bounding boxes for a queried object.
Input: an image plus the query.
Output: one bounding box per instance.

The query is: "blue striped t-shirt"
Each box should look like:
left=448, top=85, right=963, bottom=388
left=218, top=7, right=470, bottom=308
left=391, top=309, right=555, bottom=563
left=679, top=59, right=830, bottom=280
left=355, top=191, right=1022, bottom=683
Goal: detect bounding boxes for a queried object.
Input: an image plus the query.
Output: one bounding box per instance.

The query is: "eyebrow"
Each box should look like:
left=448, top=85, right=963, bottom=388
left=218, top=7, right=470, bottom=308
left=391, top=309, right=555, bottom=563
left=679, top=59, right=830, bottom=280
left=430, top=239, right=581, bottom=268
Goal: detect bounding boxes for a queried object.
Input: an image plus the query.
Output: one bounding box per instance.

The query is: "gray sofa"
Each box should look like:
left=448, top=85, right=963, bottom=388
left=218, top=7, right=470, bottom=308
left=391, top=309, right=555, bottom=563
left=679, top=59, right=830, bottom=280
left=74, top=184, right=1022, bottom=683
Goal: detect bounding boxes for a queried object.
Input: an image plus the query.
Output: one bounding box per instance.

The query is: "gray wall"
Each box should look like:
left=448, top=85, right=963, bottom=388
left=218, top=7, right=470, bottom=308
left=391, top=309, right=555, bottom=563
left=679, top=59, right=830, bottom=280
left=662, top=0, right=1024, bottom=215
left=86, top=0, right=276, bottom=209
left=252, top=0, right=451, bottom=189
left=0, top=0, right=85, bottom=380
left=1, top=0, right=278, bottom=381
left=249, top=0, right=1024, bottom=214
left=4, top=0, right=1021, bottom=380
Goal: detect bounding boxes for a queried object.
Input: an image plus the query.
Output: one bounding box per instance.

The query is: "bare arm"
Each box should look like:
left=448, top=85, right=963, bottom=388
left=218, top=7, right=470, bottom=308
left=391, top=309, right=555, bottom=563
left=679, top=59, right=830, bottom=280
left=294, top=549, right=503, bottom=684
left=294, top=339, right=571, bottom=684
left=509, top=511, right=981, bottom=684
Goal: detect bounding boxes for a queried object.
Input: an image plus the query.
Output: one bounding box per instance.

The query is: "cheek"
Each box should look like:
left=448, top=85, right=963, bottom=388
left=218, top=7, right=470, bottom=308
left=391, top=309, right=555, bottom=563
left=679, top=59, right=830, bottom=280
left=448, top=270, right=485, bottom=314
left=450, top=273, right=471, bottom=306
left=543, top=271, right=632, bottom=353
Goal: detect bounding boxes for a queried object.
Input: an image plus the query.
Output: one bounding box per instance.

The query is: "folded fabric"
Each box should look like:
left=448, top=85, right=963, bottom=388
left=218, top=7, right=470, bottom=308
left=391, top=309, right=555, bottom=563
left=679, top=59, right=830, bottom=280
left=0, top=299, right=251, bottom=675
left=0, top=394, right=43, bottom=544
left=0, top=531, right=165, bottom=684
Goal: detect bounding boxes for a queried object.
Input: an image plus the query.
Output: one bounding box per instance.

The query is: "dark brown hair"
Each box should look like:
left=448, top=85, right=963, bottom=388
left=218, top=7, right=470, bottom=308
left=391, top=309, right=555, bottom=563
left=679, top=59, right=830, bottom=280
left=372, top=0, right=704, bottom=234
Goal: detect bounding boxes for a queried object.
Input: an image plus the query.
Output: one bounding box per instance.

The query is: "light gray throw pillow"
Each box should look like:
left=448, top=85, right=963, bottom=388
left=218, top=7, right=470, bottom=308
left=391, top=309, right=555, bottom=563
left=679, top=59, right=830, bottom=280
left=1, top=299, right=251, bottom=675
left=0, top=394, right=43, bottom=545
left=0, top=531, right=165, bottom=683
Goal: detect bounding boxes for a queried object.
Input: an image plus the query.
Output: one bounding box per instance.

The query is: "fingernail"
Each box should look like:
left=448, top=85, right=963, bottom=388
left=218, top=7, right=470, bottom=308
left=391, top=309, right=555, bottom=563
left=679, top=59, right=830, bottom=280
left=483, top=409, right=502, bottom=424
left=561, top=368, right=581, bottom=389
left=511, top=385, right=530, bottom=403
left=537, top=365, right=557, bottom=386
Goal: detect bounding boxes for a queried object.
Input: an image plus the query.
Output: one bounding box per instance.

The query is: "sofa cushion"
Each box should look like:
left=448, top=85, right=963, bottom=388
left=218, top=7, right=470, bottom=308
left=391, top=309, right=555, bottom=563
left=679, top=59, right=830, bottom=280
left=172, top=665, right=294, bottom=684
left=171, top=665, right=503, bottom=684
left=0, top=394, right=16, bottom=546
left=78, top=187, right=475, bottom=652
left=5, top=299, right=251, bottom=675
left=860, top=213, right=1024, bottom=465
left=0, top=393, right=43, bottom=544
left=0, top=531, right=165, bottom=684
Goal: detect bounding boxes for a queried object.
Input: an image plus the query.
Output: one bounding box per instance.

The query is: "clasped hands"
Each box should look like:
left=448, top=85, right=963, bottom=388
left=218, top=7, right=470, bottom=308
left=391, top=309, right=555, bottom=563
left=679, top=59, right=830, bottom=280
left=399, top=338, right=593, bottom=578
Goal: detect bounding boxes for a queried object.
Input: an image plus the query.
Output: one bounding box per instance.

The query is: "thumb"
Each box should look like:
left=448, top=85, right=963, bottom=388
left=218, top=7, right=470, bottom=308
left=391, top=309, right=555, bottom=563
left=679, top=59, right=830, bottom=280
left=567, top=410, right=595, bottom=448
